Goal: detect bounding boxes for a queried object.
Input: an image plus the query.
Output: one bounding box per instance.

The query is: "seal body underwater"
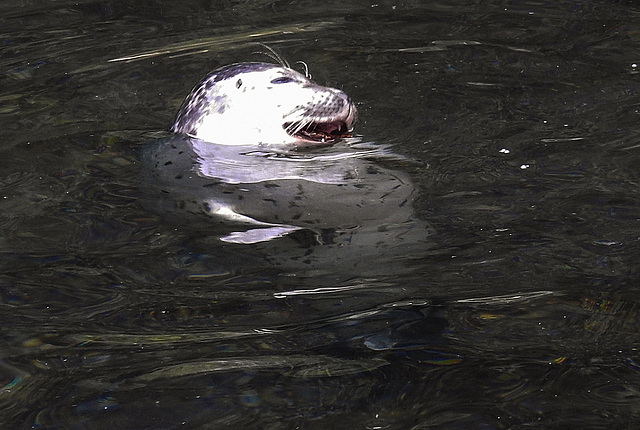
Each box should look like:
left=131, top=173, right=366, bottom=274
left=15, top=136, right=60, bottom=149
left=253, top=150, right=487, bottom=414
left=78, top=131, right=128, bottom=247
left=143, top=61, right=432, bottom=275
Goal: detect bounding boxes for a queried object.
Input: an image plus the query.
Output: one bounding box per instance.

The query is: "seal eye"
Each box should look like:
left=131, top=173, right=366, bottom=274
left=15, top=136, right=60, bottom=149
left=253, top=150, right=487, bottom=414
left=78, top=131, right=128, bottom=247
left=270, top=77, right=294, bottom=84
left=236, top=79, right=242, bottom=89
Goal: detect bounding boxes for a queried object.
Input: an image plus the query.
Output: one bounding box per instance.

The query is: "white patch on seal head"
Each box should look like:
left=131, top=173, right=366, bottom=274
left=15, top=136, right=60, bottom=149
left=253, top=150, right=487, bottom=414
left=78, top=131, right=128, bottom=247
left=170, top=62, right=357, bottom=146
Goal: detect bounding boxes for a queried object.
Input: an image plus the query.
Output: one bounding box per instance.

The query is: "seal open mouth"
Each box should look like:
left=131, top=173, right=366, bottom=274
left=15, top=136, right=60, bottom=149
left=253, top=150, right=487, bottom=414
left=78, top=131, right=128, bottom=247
left=286, top=119, right=353, bottom=144
left=285, top=102, right=357, bottom=146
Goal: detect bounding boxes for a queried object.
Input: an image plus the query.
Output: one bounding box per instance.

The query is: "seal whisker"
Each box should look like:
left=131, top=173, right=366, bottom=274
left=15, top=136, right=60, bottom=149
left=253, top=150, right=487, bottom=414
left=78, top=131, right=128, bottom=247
left=295, top=61, right=311, bottom=79
left=253, top=43, right=290, bottom=68
left=286, top=118, right=309, bottom=135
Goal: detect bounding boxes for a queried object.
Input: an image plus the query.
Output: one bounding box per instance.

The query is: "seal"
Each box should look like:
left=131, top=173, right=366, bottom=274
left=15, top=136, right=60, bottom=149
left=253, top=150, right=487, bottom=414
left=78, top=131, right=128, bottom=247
left=170, top=62, right=357, bottom=147
left=143, top=60, right=433, bottom=279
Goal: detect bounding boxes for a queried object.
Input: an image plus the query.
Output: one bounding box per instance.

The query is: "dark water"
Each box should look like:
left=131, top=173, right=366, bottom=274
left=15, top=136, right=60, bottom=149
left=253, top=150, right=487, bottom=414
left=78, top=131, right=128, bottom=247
left=2, top=0, right=640, bottom=428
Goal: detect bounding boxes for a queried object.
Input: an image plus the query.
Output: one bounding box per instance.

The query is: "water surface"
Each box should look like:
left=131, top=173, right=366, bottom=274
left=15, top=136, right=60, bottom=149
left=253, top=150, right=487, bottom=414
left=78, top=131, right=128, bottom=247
left=2, top=0, right=640, bottom=428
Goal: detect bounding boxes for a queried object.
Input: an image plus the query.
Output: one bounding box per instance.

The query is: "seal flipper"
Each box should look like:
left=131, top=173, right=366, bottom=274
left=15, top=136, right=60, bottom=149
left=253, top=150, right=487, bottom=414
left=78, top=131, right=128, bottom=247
left=202, top=199, right=305, bottom=244
left=219, top=226, right=303, bottom=244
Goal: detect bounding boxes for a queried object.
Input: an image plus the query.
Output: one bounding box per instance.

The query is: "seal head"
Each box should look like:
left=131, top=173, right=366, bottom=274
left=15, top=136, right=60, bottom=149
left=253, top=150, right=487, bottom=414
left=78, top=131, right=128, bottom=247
left=170, top=62, right=357, bottom=146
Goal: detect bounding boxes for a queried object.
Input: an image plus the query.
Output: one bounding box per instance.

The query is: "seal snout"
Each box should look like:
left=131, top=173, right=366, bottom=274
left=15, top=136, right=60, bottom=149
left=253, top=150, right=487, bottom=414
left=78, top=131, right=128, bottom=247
left=284, top=89, right=357, bottom=145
